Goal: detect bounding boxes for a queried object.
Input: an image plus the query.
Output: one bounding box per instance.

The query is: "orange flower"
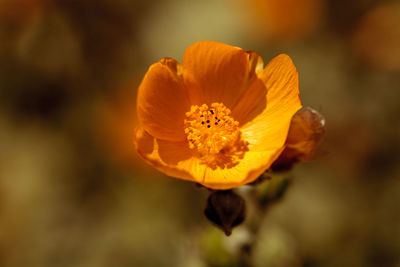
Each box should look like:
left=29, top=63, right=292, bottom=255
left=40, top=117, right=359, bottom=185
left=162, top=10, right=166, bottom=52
left=134, top=41, right=302, bottom=189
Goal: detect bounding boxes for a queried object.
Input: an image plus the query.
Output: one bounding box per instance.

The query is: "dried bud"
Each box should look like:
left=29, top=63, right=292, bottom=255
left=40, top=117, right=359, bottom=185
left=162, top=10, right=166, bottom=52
left=272, top=107, right=325, bottom=171
left=204, top=190, right=246, bottom=236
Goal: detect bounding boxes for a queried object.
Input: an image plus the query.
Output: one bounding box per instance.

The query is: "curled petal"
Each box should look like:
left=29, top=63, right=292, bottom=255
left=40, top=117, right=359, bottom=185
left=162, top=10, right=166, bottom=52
left=137, top=57, right=190, bottom=141
left=232, top=51, right=267, bottom=124
left=241, top=54, right=302, bottom=152
left=246, top=50, right=265, bottom=81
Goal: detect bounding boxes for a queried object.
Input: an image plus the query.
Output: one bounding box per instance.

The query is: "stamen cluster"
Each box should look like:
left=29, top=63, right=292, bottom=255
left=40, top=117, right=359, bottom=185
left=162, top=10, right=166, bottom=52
left=184, top=103, right=240, bottom=156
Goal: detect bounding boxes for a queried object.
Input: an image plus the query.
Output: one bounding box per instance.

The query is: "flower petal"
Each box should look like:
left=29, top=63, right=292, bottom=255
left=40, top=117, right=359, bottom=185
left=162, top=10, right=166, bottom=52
left=182, top=41, right=252, bottom=108
left=200, top=149, right=284, bottom=189
left=137, top=57, right=190, bottom=141
left=134, top=127, right=284, bottom=190
left=241, top=54, right=302, bottom=151
left=231, top=78, right=267, bottom=126
left=231, top=51, right=267, bottom=125
left=134, top=127, right=202, bottom=181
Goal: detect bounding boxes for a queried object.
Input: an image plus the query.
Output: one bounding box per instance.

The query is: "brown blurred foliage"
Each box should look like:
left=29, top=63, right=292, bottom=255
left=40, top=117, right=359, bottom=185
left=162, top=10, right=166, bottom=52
left=244, top=0, right=325, bottom=42
left=352, top=2, right=400, bottom=71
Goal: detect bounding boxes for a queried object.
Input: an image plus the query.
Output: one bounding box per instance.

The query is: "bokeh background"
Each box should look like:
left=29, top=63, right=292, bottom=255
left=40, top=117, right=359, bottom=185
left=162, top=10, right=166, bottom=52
left=1, top=0, right=400, bottom=266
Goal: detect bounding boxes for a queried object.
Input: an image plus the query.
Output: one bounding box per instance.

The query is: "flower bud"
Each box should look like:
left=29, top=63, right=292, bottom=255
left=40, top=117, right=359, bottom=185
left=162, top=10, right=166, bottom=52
left=272, top=107, right=325, bottom=171
left=204, top=190, right=246, bottom=236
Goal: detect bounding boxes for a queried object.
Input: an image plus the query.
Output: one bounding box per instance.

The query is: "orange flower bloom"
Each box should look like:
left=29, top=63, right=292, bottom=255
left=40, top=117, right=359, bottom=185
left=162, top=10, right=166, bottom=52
left=134, top=41, right=302, bottom=189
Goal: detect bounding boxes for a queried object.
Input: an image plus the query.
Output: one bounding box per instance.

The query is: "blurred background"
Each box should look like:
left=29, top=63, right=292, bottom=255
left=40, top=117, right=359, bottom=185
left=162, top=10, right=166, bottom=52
left=0, top=0, right=400, bottom=266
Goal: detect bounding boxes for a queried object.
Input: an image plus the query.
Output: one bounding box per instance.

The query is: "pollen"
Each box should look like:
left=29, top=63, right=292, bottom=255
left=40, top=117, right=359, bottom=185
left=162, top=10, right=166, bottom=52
left=184, top=103, right=239, bottom=155
left=183, top=103, right=249, bottom=170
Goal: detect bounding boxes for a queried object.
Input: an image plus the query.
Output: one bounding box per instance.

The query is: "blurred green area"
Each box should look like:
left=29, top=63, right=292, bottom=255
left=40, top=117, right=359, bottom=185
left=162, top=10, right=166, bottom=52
left=0, top=0, right=400, bottom=266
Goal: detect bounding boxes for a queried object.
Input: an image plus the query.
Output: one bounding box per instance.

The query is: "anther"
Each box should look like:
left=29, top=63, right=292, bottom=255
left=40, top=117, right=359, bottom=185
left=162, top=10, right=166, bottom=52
left=183, top=103, right=244, bottom=157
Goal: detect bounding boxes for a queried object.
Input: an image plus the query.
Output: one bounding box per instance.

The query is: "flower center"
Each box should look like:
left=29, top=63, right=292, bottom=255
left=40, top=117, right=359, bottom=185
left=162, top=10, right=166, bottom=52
left=184, top=103, right=248, bottom=169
